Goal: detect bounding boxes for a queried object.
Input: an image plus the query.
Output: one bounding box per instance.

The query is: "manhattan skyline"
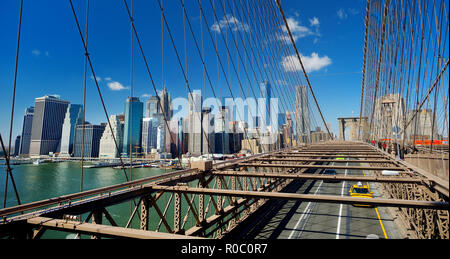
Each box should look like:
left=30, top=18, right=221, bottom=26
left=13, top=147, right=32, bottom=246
left=0, top=0, right=367, bottom=142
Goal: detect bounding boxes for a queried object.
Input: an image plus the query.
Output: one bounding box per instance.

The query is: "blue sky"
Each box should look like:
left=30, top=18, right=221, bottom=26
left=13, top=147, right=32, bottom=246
left=0, top=0, right=366, bottom=143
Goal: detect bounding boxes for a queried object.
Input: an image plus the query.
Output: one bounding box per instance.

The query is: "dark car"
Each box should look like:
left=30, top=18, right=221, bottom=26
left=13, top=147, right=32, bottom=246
left=323, top=169, right=341, bottom=183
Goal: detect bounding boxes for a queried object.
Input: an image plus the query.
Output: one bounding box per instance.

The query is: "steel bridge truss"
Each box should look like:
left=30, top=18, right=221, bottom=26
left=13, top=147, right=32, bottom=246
left=0, top=142, right=448, bottom=239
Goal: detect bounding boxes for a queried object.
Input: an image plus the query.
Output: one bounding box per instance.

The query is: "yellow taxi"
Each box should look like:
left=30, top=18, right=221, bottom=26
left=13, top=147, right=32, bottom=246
left=349, top=182, right=374, bottom=207
left=336, top=154, right=345, bottom=161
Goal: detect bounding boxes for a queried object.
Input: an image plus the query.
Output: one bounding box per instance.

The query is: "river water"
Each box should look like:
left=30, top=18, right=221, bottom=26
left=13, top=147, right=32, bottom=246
left=0, top=161, right=175, bottom=238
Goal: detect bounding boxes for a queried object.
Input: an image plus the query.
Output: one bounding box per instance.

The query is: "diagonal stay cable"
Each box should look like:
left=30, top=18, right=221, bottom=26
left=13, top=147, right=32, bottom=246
left=3, top=0, right=24, bottom=209
left=196, top=0, right=268, bottom=153
left=275, top=0, right=334, bottom=140
left=121, top=0, right=187, bottom=167
left=156, top=0, right=216, bottom=156
left=68, top=0, right=130, bottom=183
left=181, top=0, right=259, bottom=155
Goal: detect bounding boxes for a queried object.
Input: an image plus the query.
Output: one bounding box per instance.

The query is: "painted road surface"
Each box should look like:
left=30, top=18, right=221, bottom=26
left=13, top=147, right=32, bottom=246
left=235, top=160, right=404, bottom=239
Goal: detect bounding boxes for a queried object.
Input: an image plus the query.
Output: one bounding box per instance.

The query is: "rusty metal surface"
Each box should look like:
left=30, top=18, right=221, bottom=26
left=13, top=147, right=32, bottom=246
left=148, top=185, right=448, bottom=210
left=237, top=163, right=407, bottom=171
left=0, top=142, right=448, bottom=239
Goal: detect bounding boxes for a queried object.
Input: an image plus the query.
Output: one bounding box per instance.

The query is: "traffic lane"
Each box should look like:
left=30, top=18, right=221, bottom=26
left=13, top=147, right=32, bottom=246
left=292, top=161, right=388, bottom=239
left=292, top=165, right=347, bottom=239
left=343, top=161, right=388, bottom=239
left=284, top=164, right=345, bottom=239
left=251, top=166, right=329, bottom=239
left=249, top=161, right=390, bottom=239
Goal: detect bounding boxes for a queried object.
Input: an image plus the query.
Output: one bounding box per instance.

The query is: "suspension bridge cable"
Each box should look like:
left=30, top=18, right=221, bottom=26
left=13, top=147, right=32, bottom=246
left=3, top=0, right=23, bottom=208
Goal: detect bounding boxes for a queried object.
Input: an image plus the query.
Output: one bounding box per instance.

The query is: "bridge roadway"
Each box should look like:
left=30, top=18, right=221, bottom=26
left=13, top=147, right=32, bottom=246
left=229, top=160, right=403, bottom=239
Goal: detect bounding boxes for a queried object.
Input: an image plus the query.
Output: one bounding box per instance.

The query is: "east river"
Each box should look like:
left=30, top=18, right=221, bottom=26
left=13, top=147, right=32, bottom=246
left=0, top=161, right=173, bottom=238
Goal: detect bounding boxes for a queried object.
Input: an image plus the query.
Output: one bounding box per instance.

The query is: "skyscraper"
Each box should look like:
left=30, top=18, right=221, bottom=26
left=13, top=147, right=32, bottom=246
left=188, top=90, right=202, bottom=156
left=60, top=104, right=83, bottom=157
left=202, top=107, right=215, bottom=155
left=19, top=106, right=34, bottom=156
left=13, top=136, right=21, bottom=157
left=260, top=81, right=272, bottom=127
left=122, top=97, right=143, bottom=157
left=73, top=123, right=106, bottom=158
left=141, top=116, right=160, bottom=155
left=145, top=96, right=160, bottom=118
left=160, top=85, right=172, bottom=120
left=99, top=115, right=124, bottom=158
left=29, top=95, right=70, bottom=157
left=214, top=106, right=230, bottom=154
left=295, top=86, right=310, bottom=143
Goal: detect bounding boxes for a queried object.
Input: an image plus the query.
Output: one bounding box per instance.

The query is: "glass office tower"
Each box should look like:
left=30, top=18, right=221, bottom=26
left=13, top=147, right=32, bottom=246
left=29, top=95, right=70, bottom=157
left=60, top=104, right=83, bottom=156
left=19, top=106, right=34, bottom=156
left=122, top=97, right=143, bottom=157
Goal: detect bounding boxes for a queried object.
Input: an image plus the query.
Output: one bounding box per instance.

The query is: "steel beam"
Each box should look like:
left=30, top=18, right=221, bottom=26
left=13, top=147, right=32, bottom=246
left=211, top=171, right=423, bottom=184
left=254, top=158, right=394, bottom=164
left=0, top=168, right=201, bottom=219
left=149, top=185, right=448, bottom=210
left=26, top=217, right=202, bottom=239
left=237, top=163, right=406, bottom=171
left=271, top=154, right=386, bottom=159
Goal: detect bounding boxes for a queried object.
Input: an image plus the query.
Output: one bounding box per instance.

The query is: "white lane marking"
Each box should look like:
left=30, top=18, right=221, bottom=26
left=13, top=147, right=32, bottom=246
left=288, top=179, right=324, bottom=239
left=288, top=164, right=330, bottom=239
left=336, top=162, right=349, bottom=239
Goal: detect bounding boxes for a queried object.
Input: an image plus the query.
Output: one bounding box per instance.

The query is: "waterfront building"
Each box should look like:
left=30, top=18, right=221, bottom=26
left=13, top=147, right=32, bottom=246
left=145, top=96, right=161, bottom=118
left=278, top=112, right=286, bottom=131
left=165, top=119, right=179, bottom=157
left=214, top=106, right=230, bottom=154
left=188, top=90, right=202, bottom=156
left=295, top=86, right=311, bottom=143
left=202, top=107, right=215, bottom=155
left=73, top=123, right=106, bottom=158
left=29, top=95, right=70, bottom=157
left=241, top=138, right=261, bottom=154
left=122, top=97, right=144, bottom=158
left=142, top=116, right=163, bottom=155
left=177, top=118, right=185, bottom=155
left=160, top=85, right=172, bottom=120
left=259, top=81, right=272, bottom=127
left=99, top=115, right=124, bottom=158
left=156, top=125, right=165, bottom=152
left=19, top=106, right=34, bottom=156
left=13, top=136, right=21, bottom=157
left=59, top=104, right=83, bottom=157
left=282, top=110, right=294, bottom=147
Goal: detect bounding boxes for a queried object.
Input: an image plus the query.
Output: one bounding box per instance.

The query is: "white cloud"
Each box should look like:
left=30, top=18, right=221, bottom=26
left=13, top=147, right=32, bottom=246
left=212, top=14, right=250, bottom=33
left=278, top=17, right=320, bottom=43
left=141, top=93, right=152, bottom=98
left=31, top=50, right=41, bottom=56
left=337, top=9, right=348, bottom=20
left=309, top=17, right=320, bottom=27
left=282, top=17, right=312, bottom=41
left=107, top=81, right=129, bottom=91
left=91, top=75, right=101, bottom=82
left=281, top=53, right=332, bottom=73
left=104, top=77, right=112, bottom=81
left=32, top=49, right=50, bottom=57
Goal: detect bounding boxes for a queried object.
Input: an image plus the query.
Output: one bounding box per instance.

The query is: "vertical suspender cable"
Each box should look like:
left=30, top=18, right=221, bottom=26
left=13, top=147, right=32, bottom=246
left=368, top=0, right=390, bottom=140
left=3, top=0, right=24, bottom=208
left=129, top=0, right=134, bottom=182
left=80, top=0, right=89, bottom=193
left=275, top=0, right=334, bottom=140
left=359, top=0, right=372, bottom=141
